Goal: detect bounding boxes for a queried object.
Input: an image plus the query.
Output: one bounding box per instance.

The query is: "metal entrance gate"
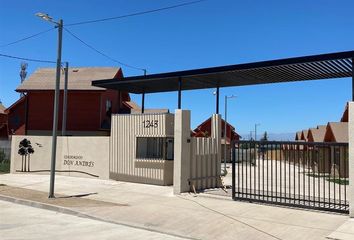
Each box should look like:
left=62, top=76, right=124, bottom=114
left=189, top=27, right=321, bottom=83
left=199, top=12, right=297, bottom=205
left=231, top=140, right=349, bottom=213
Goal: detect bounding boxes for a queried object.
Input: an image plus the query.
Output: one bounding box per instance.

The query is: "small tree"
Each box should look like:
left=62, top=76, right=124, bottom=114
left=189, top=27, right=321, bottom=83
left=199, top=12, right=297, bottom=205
left=261, top=131, right=268, bottom=141
left=0, top=149, right=6, bottom=163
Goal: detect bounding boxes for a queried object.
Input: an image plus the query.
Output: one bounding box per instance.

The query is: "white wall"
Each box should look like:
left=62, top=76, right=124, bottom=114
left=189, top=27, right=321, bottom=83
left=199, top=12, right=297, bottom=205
left=173, top=110, right=191, bottom=194
left=110, top=113, right=174, bottom=185
left=174, top=112, right=221, bottom=194
left=349, top=102, right=354, bottom=217
left=10, top=135, right=109, bottom=179
left=189, top=137, right=220, bottom=190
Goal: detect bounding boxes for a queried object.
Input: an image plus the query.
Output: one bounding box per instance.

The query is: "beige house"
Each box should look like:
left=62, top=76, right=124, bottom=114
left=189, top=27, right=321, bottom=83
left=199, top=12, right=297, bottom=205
left=307, top=125, right=326, bottom=142
left=307, top=125, right=330, bottom=174
left=340, top=103, right=348, bottom=122
left=324, top=122, right=349, bottom=178
left=300, top=129, right=309, bottom=141
left=0, top=102, right=5, bottom=113
left=295, top=131, right=302, bottom=141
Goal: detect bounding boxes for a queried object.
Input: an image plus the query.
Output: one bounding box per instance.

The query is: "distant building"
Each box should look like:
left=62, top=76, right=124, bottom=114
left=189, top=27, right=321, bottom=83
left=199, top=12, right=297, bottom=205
left=295, top=131, right=302, bottom=141
left=300, top=129, right=309, bottom=141
left=340, top=103, right=348, bottom=122
left=8, top=67, right=132, bottom=136
left=323, top=122, right=348, bottom=178
left=192, top=117, right=240, bottom=161
left=324, top=122, right=348, bottom=143
left=0, top=101, right=8, bottom=139
left=4, top=97, right=26, bottom=136
left=0, top=102, right=5, bottom=113
left=307, top=125, right=326, bottom=142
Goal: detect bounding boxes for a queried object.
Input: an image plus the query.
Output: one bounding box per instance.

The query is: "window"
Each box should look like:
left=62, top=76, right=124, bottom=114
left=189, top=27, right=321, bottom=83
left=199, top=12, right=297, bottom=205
left=136, top=137, right=174, bottom=160
left=106, top=100, right=112, bottom=116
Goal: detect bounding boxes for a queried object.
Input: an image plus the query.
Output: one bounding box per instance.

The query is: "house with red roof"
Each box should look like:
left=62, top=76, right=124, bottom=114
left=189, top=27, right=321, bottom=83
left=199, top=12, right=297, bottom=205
left=0, top=101, right=8, bottom=139
left=192, top=117, right=240, bottom=162
left=6, top=67, right=132, bottom=136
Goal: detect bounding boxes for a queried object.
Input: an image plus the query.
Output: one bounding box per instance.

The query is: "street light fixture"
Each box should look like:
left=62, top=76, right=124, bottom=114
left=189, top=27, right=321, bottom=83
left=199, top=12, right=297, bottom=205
left=35, top=13, right=54, bottom=22
left=223, top=95, right=236, bottom=175
left=36, top=12, right=63, bottom=198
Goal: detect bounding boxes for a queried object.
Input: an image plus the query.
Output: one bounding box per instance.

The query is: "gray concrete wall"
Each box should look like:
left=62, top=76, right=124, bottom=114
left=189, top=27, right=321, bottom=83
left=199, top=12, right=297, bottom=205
left=349, top=102, right=354, bottom=217
left=10, top=136, right=109, bottom=179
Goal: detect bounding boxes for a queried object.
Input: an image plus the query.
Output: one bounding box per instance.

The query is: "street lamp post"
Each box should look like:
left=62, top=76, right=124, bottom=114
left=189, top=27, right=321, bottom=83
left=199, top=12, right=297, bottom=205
left=62, top=62, right=69, bottom=136
left=36, top=13, right=63, bottom=198
left=255, top=123, right=260, bottom=141
left=223, top=95, right=236, bottom=175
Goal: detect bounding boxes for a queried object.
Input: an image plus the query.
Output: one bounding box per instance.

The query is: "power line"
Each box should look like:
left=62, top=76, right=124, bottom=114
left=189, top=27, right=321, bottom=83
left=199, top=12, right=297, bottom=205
left=0, top=53, right=56, bottom=64
left=66, top=0, right=207, bottom=26
left=0, top=28, right=55, bottom=48
left=64, top=27, right=146, bottom=72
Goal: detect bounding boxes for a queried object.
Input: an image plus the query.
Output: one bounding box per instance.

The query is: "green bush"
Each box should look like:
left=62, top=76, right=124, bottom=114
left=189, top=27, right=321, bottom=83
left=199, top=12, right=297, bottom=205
left=0, top=149, right=6, bottom=162
left=0, top=149, right=10, bottom=173
left=0, top=161, right=10, bottom=173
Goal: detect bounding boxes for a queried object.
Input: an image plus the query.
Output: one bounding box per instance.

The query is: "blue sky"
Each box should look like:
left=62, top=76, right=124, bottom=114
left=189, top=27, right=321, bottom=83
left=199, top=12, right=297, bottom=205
left=0, top=0, right=353, bottom=137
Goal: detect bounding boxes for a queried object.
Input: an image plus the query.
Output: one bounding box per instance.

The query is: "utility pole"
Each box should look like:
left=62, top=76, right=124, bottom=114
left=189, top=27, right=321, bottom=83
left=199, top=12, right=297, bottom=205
left=36, top=13, right=63, bottom=198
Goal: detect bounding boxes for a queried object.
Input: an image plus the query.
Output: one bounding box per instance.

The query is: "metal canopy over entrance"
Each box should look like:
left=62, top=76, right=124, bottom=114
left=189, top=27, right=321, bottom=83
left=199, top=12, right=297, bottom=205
left=92, top=50, right=354, bottom=113
left=93, top=51, right=354, bottom=93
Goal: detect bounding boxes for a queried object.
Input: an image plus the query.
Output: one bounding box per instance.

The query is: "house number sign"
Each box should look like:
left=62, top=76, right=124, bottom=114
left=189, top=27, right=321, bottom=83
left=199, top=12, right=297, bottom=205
left=142, top=120, right=159, bottom=128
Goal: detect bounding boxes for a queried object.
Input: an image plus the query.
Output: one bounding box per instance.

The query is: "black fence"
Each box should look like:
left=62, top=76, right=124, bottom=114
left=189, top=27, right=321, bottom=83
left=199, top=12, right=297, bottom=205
left=231, top=140, right=349, bottom=214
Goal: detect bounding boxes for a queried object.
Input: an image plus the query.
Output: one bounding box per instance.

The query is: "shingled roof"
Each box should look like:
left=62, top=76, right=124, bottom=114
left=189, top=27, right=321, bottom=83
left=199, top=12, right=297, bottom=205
left=300, top=130, right=309, bottom=141
left=295, top=131, right=302, bottom=140
left=122, top=101, right=169, bottom=114
left=0, top=102, right=5, bottom=114
left=307, top=125, right=326, bottom=142
left=16, top=67, right=121, bottom=92
left=324, top=122, right=348, bottom=143
left=341, top=103, right=349, bottom=122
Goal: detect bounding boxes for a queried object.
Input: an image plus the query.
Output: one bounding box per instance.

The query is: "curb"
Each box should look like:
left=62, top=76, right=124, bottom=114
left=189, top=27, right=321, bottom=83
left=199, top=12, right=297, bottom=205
left=0, top=194, right=198, bottom=240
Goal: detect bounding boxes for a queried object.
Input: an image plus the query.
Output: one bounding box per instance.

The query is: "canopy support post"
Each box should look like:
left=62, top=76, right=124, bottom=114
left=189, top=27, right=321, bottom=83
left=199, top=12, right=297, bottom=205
left=178, top=77, right=182, bottom=109
left=352, top=58, right=354, bottom=101
left=216, top=86, right=220, bottom=114
left=142, top=92, right=145, bottom=113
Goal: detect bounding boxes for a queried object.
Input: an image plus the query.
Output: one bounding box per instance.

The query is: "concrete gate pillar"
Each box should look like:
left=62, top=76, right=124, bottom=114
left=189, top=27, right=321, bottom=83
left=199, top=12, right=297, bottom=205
left=349, top=102, right=354, bottom=217
left=173, top=109, right=191, bottom=194
left=211, top=114, right=222, bottom=181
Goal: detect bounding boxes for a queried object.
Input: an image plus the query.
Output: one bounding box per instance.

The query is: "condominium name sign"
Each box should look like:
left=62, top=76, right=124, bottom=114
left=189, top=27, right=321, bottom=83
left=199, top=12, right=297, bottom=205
left=63, top=155, right=95, bottom=167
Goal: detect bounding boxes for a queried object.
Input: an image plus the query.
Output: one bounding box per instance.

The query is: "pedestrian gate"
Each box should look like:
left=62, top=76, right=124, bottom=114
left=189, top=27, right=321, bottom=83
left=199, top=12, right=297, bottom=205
left=231, top=141, right=349, bottom=214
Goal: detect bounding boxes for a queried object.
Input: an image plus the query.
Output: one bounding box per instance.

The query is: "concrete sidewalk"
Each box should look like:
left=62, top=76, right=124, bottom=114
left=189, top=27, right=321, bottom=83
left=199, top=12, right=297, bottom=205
left=0, top=200, right=188, bottom=240
left=0, top=173, right=352, bottom=240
